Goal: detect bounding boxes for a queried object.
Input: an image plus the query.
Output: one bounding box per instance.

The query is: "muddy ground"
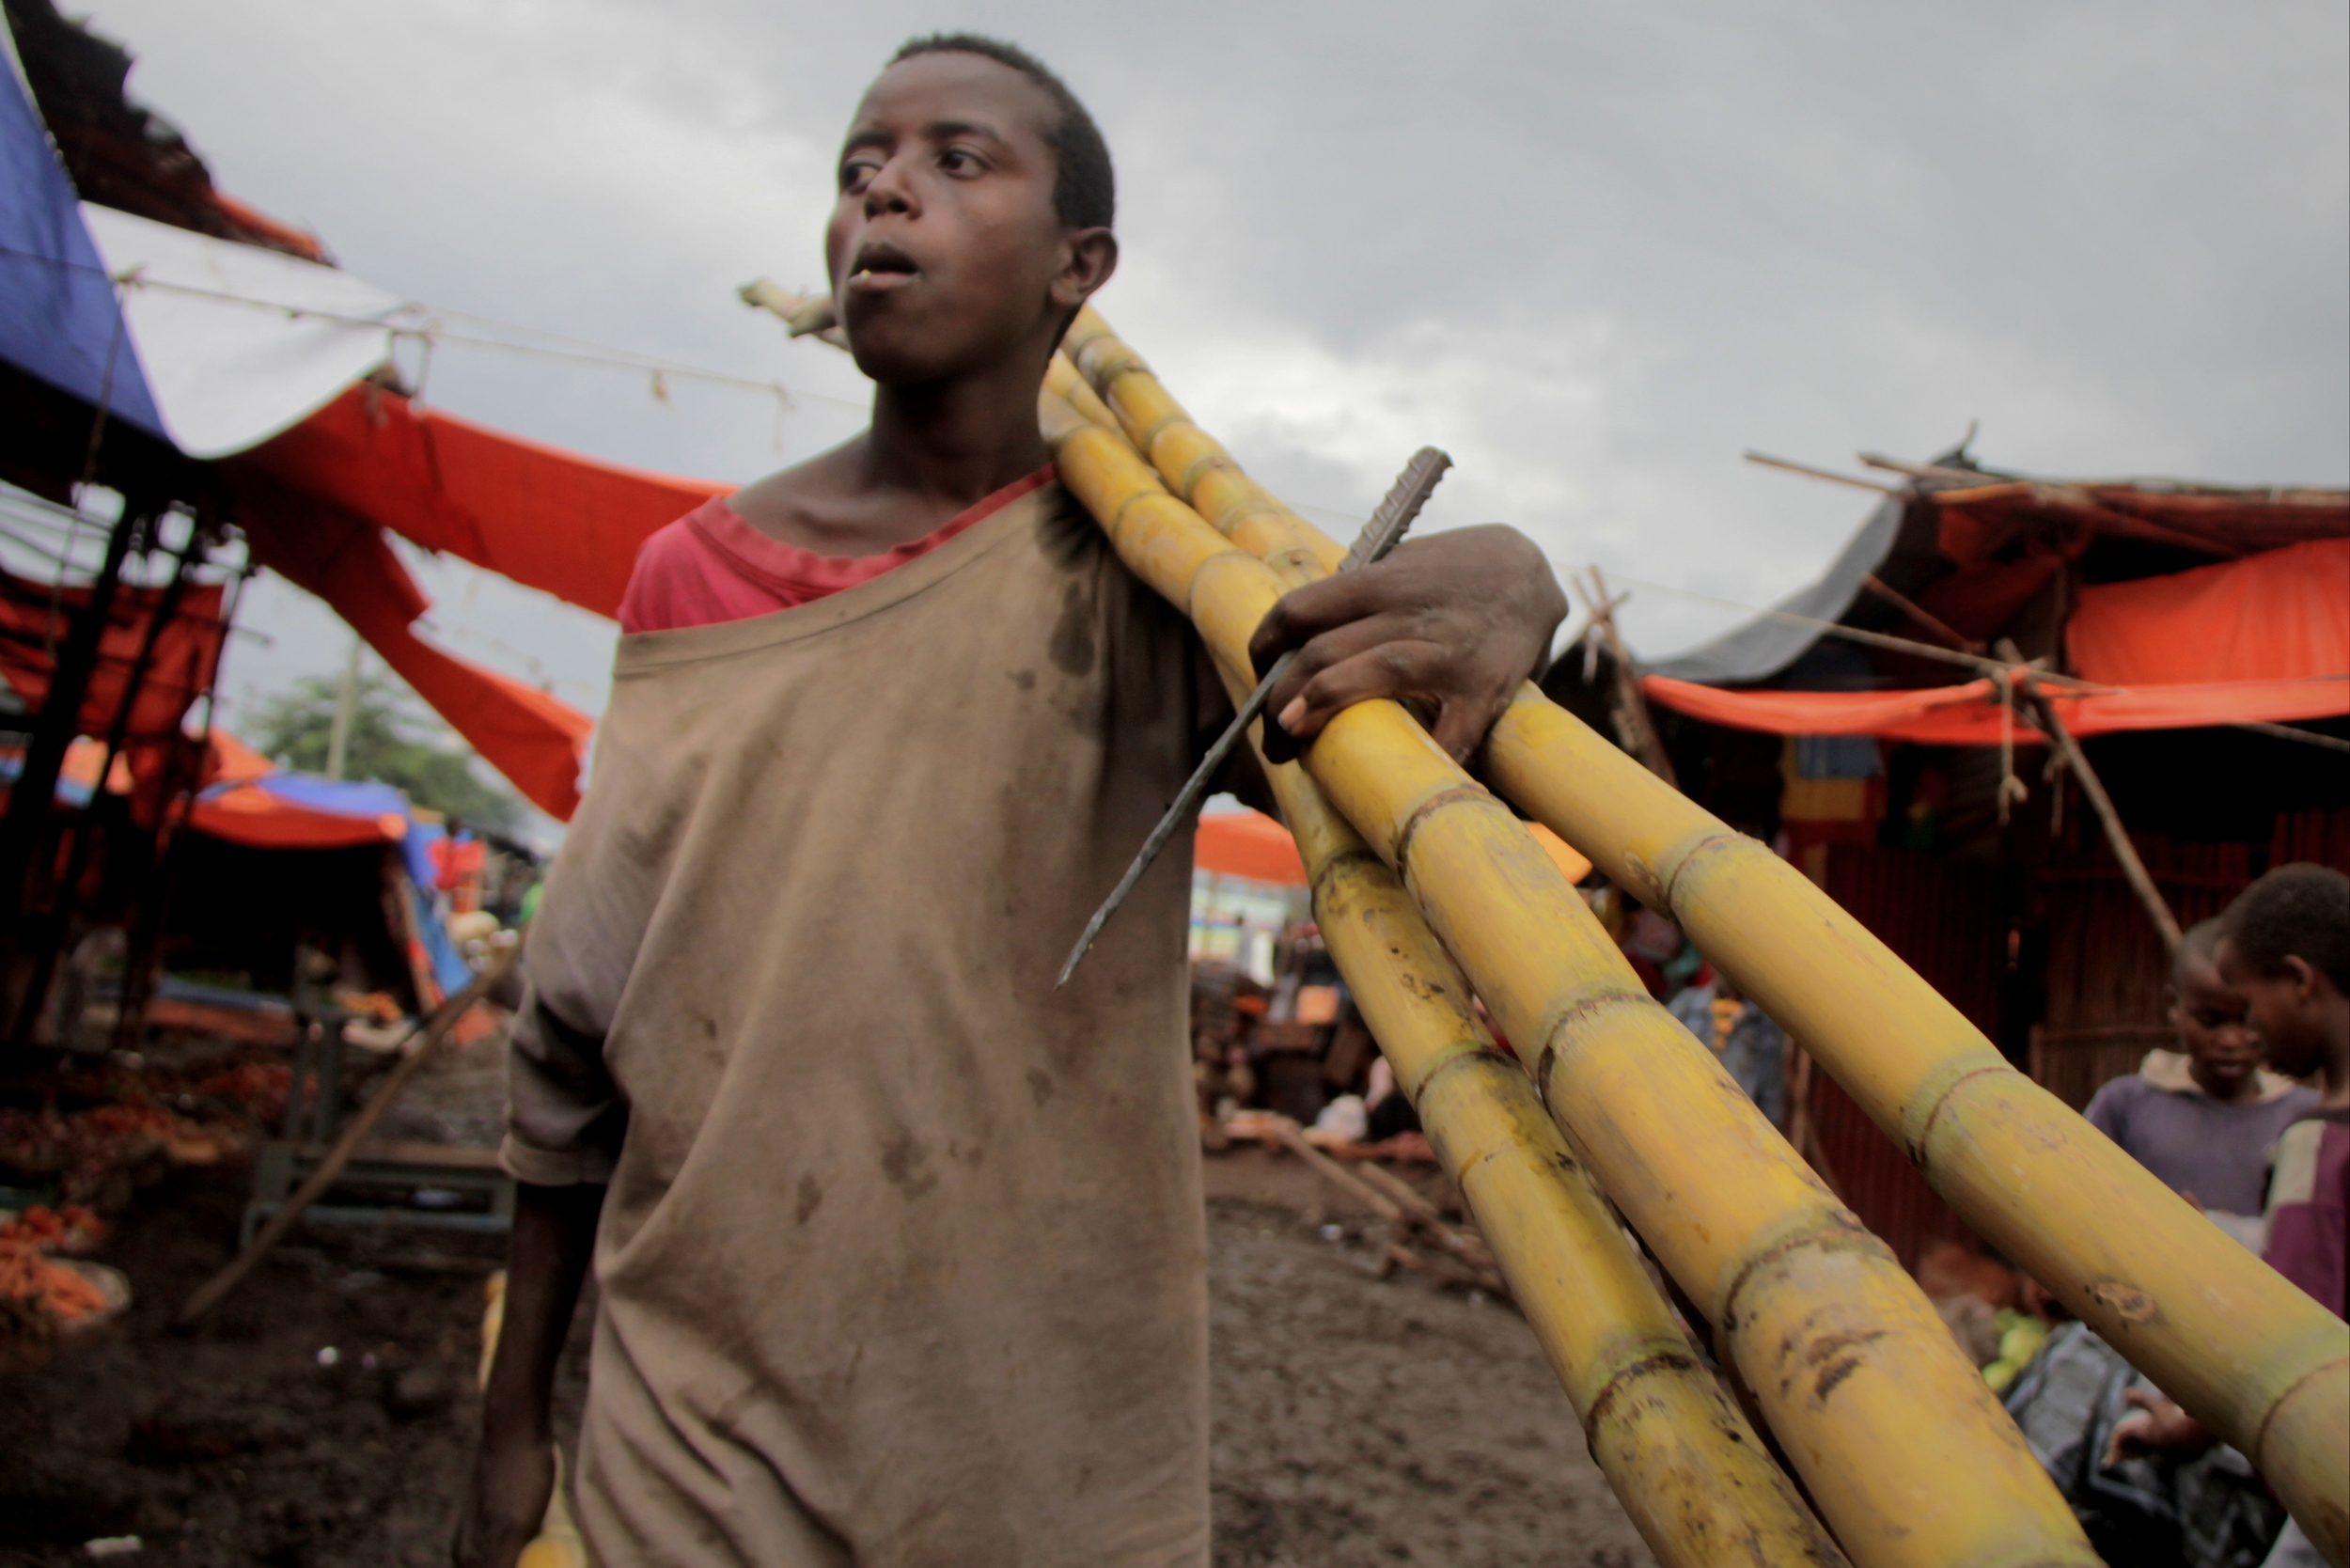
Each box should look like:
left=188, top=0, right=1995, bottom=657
left=1, top=1152, right=1652, bottom=1566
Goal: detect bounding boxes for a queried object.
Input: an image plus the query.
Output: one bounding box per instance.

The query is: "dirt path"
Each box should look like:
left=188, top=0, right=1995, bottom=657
left=1, top=1169, right=1653, bottom=1565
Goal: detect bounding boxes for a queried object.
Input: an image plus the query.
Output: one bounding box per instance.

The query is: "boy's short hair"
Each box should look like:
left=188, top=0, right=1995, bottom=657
left=889, top=34, right=1115, bottom=231
left=2169, top=917, right=2220, bottom=987
left=2224, top=862, right=2350, bottom=992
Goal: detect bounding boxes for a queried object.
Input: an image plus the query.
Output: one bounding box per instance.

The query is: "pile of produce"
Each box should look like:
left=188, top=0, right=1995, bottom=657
left=0, top=1204, right=124, bottom=1353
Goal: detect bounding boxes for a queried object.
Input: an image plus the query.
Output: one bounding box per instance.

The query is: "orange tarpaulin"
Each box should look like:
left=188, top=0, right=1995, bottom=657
left=0, top=570, right=227, bottom=742
left=222, top=384, right=724, bottom=819
left=243, top=384, right=727, bottom=620
left=1644, top=673, right=2350, bottom=745
left=226, top=463, right=597, bottom=821
left=2068, top=538, right=2350, bottom=687
left=1196, top=808, right=1306, bottom=885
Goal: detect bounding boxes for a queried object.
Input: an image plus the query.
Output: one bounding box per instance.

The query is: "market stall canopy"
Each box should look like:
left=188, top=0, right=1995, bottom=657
left=0, top=63, right=164, bottom=441
left=2067, top=537, right=2348, bottom=687
left=1649, top=466, right=2349, bottom=688
left=1643, top=672, right=2350, bottom=745
left=240, top=383, right=727, bottom=620
left=186, top=733, right=472, bottom=1000
left=1640, top=530, right=2350, bottom=743
left=0, top=563, right=225, bottom=741
left=79, top=203, right=401, bottom=460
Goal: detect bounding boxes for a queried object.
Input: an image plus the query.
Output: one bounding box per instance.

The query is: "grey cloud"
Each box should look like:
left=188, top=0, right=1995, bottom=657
left=77, top=0, right=2347, bottom=710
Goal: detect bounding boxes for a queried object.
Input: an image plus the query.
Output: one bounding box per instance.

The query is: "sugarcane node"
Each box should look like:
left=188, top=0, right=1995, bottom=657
left=1619, top=848, right=1662, bottom=904
left=1386, top=784, right=1501, bottom=883
left=1578, top=1347, right=1713, bottom=1440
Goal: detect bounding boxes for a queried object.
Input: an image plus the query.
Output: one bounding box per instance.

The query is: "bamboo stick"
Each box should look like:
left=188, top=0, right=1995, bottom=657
left=1049, top=310, right=2346, bottom=1560
left=1043, top=382, right=2093, bottom=1566
left=1996, top=639, right=2184, bottom=953
left=1575, top=566, right=1678, bottom=784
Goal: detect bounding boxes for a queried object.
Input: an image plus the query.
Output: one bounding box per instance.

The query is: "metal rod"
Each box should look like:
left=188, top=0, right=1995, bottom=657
left=1056, top=447, right=1451, bottom=988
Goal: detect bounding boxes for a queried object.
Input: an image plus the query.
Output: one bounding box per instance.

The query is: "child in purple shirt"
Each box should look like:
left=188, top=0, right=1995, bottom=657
left=2085, top=918, right=2317, bottom=1241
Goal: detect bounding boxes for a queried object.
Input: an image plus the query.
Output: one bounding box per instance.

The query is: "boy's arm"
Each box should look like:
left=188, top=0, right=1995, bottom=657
left=1247, top=524, right=1567, bottom=765
left=453, top=1181, right=603, bottom=1568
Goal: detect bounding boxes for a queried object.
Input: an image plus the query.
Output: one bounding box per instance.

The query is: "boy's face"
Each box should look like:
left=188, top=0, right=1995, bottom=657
left=829, top=53, right=1111, bottom=386
left=2215, top=935, right=2323, bottom=1079
left=2169, top=949, right=2259, bottom=1092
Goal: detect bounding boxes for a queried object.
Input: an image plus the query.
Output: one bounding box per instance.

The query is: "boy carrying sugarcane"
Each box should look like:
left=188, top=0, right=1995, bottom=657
left=453, top=34, right=1564, bottom=1568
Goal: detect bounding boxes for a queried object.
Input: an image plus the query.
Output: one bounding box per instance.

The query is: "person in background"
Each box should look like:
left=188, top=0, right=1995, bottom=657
left=2084, top=918, right=2318, bottom=1250
left=1669, top=967, right=1787, bottom=1127
left=2105, top=864, right=2349, bottom=1568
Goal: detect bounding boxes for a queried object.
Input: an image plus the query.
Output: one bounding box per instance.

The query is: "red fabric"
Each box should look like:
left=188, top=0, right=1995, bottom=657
left=619, top=467, right=1056, bottom=634
left=2068, top=539, right=2350, bottom=686
left=1931, top=483, right=2347, bottom=569
left=430, top=835, right=487, bottom=891
left=1912, top=553, right=2062, bottom=646
left=1195, top=809, right=1307, bottom=886
left=0, top=572, right=226, bottom=742
left=1644, top=673, right=2350, bottom=745
left=243, top=385, right=728, bottom=620
left=226, top=468, right=594, bottom=820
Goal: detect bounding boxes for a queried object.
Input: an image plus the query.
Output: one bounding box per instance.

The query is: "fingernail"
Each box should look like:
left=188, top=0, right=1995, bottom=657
left=1277, top=698, right=1306, bottom=733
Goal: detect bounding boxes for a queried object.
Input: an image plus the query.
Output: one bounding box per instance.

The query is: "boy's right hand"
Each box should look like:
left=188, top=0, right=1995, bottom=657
left=450, top=1435, right=556, bottom=1568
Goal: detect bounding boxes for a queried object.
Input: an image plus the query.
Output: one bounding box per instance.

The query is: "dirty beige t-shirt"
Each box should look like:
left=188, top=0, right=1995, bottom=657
left=504, top=484, right=1214, bottom=1566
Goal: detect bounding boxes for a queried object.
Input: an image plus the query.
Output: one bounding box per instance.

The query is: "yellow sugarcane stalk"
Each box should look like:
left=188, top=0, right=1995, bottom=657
left=1483, top=695, right=2350, bottom=1560
left=1056, top=307, right=2350, bottom=1561
left=1042, top=389, right=2095, bottom=1568
left=1087, top=397, right=1846, bottom=1566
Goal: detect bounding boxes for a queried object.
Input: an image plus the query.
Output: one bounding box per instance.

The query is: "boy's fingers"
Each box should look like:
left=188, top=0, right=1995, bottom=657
left=1430, top=694, right=1510, bottom=763
left=1247, top=572, right=1392, bottom=672
left=1261, top=640, right=1445, bottom=761
left=1254, top=619, right=1413, bottom=762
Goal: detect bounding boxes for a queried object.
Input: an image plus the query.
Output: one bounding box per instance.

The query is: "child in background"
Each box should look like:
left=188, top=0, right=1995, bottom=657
left=2084, top=917, right=2317, bottom=1249
left=1668, top=967, right=1788, bottom=1126
left=2106, top=863, right=2348, bottom=1568
left=2217, top=864, right=2350, bottom=1317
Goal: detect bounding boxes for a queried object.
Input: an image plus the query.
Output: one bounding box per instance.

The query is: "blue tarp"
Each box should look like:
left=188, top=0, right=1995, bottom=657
left=217, top=770, right=473, bottom=999
left=243, top=772, right=438, bottom=888
left=0, top=64, right=167, bottom=440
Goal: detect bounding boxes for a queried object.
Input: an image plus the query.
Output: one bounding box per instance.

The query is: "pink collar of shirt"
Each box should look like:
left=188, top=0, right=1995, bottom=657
left=619, top=464, right=1055, bottom=635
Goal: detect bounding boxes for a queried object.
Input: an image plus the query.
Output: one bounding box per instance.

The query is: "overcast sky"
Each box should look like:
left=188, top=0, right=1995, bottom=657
left=40, top=0, right=2350, bottom=775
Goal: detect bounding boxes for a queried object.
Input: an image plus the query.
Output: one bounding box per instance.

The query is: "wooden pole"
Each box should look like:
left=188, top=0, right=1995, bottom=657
left=1995, top=640, right=2183, bottom=954
left=0, top=502, right=147, bottom=928
left=1857, top=572, right=1981, bottom=654
left=1574, top=568, right=1678, bottom=786
left=176, top=939, right=522, bottom=1325
left=11, top=522, right=207, bottom=1048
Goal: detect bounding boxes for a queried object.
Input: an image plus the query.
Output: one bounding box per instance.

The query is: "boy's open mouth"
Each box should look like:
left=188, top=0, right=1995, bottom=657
left=846, top=243, right=921, bottom=294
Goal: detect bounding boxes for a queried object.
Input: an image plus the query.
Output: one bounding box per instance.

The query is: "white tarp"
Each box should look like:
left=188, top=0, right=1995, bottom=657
left=79, top=203, right=402, bottom=460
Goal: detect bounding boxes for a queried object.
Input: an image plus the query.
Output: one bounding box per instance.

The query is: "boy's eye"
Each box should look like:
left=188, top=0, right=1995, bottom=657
left=939, top=148, right=981, bottom=174
left=839, top=158, right=881, bottom=193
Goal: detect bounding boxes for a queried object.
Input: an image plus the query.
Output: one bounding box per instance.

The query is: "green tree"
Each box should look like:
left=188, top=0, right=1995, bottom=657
left=242, top=669, right=525, bottom=834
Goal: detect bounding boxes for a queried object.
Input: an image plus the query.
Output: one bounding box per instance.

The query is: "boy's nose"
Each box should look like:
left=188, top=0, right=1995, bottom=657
left=864, top=158, right=917, bottom=218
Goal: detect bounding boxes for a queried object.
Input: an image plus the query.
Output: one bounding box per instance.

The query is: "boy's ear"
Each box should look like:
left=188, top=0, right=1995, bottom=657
left=1051, top=226, right=1119, bottom=311
left=2281, top=954, right=2321, bottom=1001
